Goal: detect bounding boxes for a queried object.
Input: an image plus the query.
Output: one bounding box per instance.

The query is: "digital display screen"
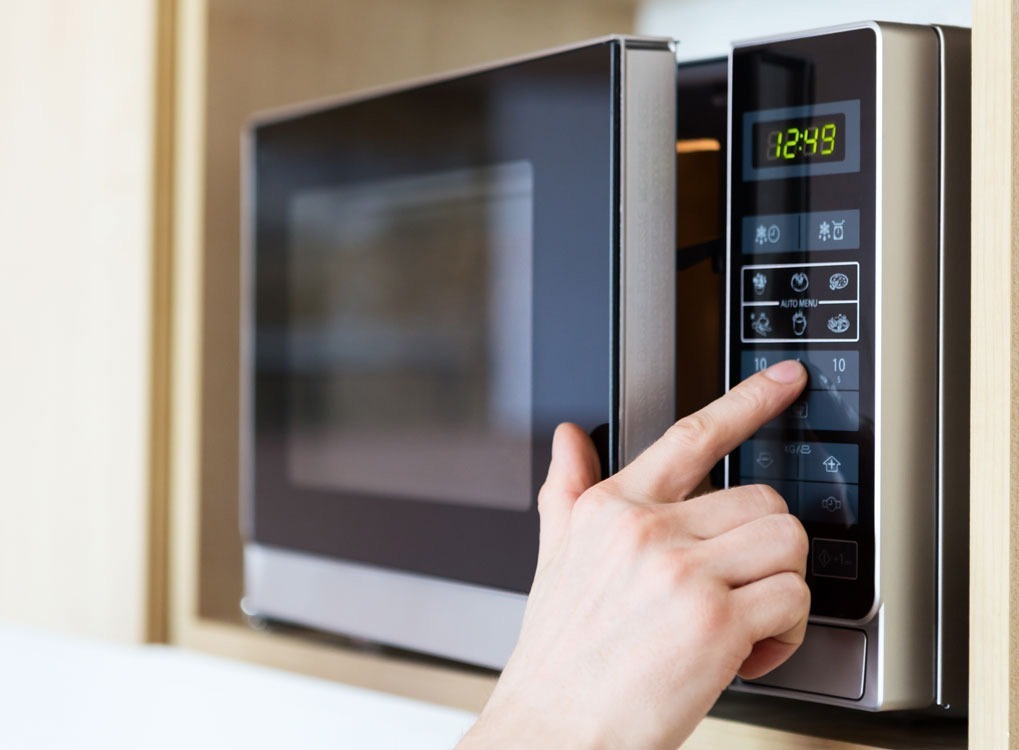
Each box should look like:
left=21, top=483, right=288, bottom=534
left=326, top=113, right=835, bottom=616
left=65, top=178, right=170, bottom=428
left=742, top=99, right=860, bottom=181
left=751, top=114, right=846, bottom=167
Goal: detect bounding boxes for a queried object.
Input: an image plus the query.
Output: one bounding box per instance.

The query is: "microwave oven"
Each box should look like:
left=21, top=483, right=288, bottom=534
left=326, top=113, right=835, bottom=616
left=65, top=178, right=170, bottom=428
left=241, top=21, right=970, bottom=713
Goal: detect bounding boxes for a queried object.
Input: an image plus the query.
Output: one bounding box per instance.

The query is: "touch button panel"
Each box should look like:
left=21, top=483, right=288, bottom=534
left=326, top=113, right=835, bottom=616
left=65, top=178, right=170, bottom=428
left=728, top=28, right=877, bottom=621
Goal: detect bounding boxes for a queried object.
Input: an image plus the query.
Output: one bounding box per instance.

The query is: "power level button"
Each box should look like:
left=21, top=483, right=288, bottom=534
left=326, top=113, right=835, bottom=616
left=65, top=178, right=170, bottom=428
left=812, top=538, right=859, bottom=580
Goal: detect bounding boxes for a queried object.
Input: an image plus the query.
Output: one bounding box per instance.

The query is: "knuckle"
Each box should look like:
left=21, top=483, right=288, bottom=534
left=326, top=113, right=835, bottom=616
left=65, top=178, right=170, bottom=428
left=749, top=483, right=789, bottom=515
left=772, top=514, right=809, bottom=557
left=776, top=572, right=812, bottom=615
left=729, top=380, right=768, bottom=416
left=616, top=505, right=657, bottom=549
left=694, top=584, right=733, bottom=636
left=665, top=412, right=716, bottom=453
left=655, top=547, right=696, bottom=585
left=572, top=488, right=611, bottom=522
left=792, top=575, right=812, bottom=613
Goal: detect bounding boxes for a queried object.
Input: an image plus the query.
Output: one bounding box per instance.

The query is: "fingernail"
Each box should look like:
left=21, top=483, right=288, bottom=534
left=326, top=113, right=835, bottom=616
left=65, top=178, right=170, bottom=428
left=762, top=359, right=805, bottom=384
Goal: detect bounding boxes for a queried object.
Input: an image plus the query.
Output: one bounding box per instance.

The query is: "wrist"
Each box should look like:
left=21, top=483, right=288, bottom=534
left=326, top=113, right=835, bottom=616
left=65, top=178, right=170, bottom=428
left=457, top=692, right=610, bottom=750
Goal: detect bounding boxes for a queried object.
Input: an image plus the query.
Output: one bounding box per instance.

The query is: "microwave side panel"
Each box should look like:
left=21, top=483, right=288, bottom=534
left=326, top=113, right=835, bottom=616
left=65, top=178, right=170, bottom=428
left=239, top=37, right=678, bottom=670
left=871, top=21, right=941, bottom=712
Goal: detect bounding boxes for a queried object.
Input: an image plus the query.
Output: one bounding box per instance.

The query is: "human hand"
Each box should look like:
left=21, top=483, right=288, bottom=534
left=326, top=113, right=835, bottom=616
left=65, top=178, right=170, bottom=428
left=459, top=360, right=810, bottom=749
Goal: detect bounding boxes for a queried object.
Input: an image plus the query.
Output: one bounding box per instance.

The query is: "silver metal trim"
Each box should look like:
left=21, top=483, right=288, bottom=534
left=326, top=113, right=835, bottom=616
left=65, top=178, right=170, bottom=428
left=871, top=24, right=887, bottom=706
left=730, top=20, right=882, bottom=51
left=618, top=42, right=678, bottom=465
left=731, top=616, right=883, bottom=707
left=932, top=24, right=971, bottom=715
left=239, top=127, right=256, bottom=538
left=744, top=624, right=867, bottom=700
left=248, top=35, right=673, bottom=130
left=872, top=21, right=940, bottom=712
left=722, top=40, right=734, bottom=489
left=244, top=544, right=527, bottom=670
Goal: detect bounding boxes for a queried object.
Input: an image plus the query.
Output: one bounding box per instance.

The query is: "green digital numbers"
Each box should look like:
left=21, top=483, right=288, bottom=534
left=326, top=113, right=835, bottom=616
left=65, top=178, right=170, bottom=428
left=802, top=126, right=819, bottom=153
left=782, top=127, right=801, bottom=159
left=764, top=120, right=839, bottom=161
left=820, top=122, right=837, bottom=155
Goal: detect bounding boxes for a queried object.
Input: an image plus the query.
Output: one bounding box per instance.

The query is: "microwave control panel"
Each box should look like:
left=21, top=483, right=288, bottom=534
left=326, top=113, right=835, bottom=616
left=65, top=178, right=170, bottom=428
left=727, top=28, right=878, bottom=621
left=725, top=23, right=968, bottom=713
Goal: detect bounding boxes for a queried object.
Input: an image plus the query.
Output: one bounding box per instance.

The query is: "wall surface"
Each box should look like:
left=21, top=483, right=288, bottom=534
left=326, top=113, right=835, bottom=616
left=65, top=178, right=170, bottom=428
left=0, top=1, right=158, bottom=642
left=637, top=0, right=972, bottom=61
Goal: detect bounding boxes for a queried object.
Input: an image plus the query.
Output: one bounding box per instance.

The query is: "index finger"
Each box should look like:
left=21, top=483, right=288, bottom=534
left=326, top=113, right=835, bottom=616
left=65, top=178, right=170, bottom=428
left=613, top=360, right=806, bottom=502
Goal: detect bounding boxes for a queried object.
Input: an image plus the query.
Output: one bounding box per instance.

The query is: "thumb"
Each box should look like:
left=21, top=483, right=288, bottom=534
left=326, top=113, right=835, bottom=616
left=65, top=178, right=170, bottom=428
left=535, top=423, right=601, bottom=572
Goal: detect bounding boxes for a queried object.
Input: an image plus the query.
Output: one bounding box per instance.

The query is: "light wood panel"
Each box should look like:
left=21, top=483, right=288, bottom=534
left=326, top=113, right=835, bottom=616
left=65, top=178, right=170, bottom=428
left=0, top=0, right=161, bottom=643
left=969, top=0, right=1018, bottom=748
left=147, top=0, right=178, bottom=645
left=169, top=0, right=209, bottom=647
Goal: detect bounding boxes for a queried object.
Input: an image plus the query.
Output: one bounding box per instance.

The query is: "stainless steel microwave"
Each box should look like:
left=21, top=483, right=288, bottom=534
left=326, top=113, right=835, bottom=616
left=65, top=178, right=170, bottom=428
left=241, top=22, right=970, bottom=713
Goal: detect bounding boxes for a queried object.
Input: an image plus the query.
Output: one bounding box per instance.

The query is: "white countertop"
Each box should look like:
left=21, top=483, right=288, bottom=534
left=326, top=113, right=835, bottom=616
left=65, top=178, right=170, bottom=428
left=0, top=622, right=477, bottom=749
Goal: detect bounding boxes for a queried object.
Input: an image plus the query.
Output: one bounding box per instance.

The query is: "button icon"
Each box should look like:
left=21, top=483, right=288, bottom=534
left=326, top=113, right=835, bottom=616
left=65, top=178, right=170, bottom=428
left=744, top=214, right=801, bottom=254
left=821, top=495, right=843, bottom=513
left=803, top=210, right=861, bottom=252
left=822, top=456, right=842, bottom=474
left=755, top=224, right=782, bottom=246
left=750, top=312, right=773, bottom=337
left=798, top=483, right=860, bottom=525
left=739, top=440, right=796, bottom=481
left=741, top=264, right=859, bottom=343
left=827, top=313, right=851, bottom=334
left=792, top=402, right=809, bottom=419
left=798, top=444, right=859, bottom=483
left=792, top=310, right=807, bottom=336
left=829, top=272, right=849, bottom=291
left=812, top=539, right=859, bottom=580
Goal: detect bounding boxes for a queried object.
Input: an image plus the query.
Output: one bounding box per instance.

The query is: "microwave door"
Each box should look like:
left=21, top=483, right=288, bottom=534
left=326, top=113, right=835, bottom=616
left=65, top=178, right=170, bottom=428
left=242, top=37, right=676, bottom=668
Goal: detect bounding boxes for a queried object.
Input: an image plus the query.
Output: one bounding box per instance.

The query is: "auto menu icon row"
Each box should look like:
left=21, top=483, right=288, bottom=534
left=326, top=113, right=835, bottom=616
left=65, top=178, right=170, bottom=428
left=741, top=262, right=860, bottom=343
